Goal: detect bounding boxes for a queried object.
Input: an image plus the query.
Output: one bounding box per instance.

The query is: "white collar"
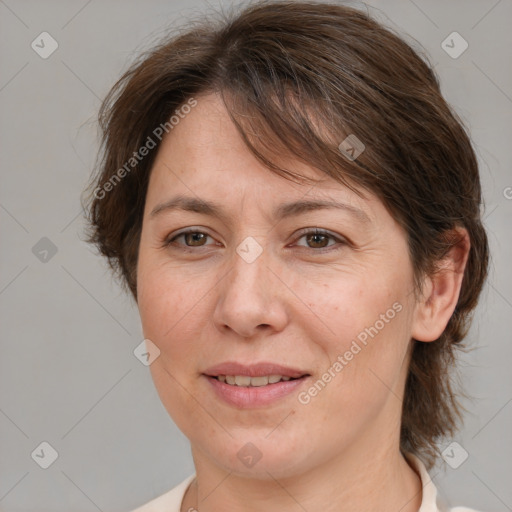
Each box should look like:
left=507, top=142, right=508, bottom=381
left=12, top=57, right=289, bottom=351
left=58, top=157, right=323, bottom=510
left=131, top=452, right=477, bottom=511
left=404, top=451, right=443, bottom=511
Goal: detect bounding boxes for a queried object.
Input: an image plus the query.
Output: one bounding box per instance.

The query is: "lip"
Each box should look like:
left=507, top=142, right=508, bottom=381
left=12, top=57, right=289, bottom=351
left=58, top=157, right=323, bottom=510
left=205, top=374, right=310, bottom=408
left=203, top=361, right=309, bottom=379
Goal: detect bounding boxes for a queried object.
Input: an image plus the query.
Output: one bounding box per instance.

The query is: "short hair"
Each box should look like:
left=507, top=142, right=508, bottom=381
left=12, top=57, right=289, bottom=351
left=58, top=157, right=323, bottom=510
left=82, top=0, right=489, bottom=469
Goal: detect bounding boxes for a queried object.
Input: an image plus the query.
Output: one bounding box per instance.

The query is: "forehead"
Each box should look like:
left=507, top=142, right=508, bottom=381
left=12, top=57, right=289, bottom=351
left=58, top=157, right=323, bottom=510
left=145, top=92, right=380, bottom=223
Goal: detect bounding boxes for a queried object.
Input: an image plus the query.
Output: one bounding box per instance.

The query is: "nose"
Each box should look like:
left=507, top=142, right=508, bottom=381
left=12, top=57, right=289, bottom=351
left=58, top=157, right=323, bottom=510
left=212, top=243, right=289, bottom=339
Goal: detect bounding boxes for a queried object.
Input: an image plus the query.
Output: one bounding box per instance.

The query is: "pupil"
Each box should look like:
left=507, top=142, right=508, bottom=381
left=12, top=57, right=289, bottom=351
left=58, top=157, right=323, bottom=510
left=187, top=232, right=205, bottom=246
left=308, top=234, right=327, bottom=248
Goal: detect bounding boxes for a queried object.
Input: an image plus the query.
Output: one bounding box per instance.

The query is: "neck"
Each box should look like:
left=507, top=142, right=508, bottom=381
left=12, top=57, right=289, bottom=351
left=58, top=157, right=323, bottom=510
left=182, top=433, right=422, bottom=512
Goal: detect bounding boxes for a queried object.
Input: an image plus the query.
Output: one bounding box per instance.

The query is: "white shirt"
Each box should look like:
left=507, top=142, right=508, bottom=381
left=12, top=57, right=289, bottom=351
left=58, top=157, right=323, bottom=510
left=130, top=452, right=479, bottom=512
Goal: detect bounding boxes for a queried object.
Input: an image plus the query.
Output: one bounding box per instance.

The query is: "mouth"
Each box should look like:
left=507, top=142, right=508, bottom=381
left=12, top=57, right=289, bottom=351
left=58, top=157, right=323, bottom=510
left=202, top=361, right=311, bottom=408
left=209, top=374, right=307, bottom=387
left=203, top=361, right=310, bottom=382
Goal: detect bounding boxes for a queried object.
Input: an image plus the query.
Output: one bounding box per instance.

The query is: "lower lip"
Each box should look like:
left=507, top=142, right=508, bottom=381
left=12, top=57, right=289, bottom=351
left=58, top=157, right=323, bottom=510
left=205, top=375, right=309, bottom=408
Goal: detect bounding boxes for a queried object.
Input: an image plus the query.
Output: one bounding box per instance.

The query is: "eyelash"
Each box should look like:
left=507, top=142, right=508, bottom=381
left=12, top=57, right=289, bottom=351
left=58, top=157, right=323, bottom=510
left=162, top=228, right=347, bottom=254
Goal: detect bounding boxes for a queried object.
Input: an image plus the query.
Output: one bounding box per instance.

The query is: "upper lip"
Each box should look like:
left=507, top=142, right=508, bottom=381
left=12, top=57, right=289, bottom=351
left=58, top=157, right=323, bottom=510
left=203, top=362, right=310, bottom=379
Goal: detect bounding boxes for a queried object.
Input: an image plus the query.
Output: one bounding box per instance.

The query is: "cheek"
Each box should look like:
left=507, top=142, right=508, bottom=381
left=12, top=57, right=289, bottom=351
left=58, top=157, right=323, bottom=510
left=340, top=322, right=410, bottom=421
left=296, top=268, right=412, bottom=400
left=137, top=242, right=412, bottom=372
left=136, top=255, right=217, bottom=365
left=138, top=245, right=189, bottom=322
left=137, top=259, right=215, bottom=431
left=291, top=267, right=403, bottom=350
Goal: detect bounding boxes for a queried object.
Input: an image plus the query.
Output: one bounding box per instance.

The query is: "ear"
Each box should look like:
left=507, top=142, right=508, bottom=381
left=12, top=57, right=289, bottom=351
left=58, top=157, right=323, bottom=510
left=411, top=228, right=471, bottom=342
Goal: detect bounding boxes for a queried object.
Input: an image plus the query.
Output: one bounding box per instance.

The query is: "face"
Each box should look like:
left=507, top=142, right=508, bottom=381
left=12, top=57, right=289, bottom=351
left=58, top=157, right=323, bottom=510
left=136, top=92, right=420, bottom=479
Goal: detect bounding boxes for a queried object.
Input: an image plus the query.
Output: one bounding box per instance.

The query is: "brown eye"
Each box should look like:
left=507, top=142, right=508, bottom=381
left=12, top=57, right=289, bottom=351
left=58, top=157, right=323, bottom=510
left=295, top=229, right=344, bottom=252
left=183, top=232, right=208, bottom=246
left=164, top=230, right=214, bottom=250
left=305, top=233, right=330, bottom=249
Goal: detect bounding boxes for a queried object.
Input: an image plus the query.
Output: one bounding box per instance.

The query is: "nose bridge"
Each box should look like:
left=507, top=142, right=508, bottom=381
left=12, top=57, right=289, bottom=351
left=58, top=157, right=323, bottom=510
left=213, top=235, right=288, bottom=337
left=227, top=235, right=269, bottom=301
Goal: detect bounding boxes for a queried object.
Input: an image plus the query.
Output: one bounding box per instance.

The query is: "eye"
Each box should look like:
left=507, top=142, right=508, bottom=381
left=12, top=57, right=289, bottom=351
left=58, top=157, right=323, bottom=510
left=293, top=228, right=346, bottom=252
left=163, top=229, right=215, bottom=250
left=162, top=228, right=347, bottom=253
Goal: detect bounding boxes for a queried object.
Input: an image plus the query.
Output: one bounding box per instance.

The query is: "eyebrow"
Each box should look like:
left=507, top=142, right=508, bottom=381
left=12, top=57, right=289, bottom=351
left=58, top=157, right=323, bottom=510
left=149, top=194, right=371, bottom=224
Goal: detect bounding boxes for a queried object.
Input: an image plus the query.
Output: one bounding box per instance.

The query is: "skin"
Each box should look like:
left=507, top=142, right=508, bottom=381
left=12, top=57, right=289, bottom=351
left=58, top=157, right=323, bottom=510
left=136, top=92, right=470, bottom=512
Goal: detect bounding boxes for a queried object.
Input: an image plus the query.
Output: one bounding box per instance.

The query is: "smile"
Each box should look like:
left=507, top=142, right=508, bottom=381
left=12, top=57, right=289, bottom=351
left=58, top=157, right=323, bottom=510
left=215, top=375, right=297, bottom=386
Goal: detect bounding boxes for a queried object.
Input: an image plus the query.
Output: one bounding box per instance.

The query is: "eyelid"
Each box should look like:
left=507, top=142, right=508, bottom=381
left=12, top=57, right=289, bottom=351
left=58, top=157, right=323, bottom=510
left=163, top=227, right=348, bottom=252
left=293, top=227, right=344, bottom=242
left=164, top=228, right=216, bottom=248
left=291, top=228, right=347, bottom=251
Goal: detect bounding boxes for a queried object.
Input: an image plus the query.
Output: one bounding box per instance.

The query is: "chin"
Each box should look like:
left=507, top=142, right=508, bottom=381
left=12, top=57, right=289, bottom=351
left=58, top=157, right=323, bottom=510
left=197, top=431, right=319, bottom=480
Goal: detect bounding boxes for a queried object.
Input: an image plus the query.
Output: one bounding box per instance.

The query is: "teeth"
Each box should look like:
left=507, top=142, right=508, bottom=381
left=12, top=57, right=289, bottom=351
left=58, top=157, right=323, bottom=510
left=235, top=375, right=251, bottom=386
left=216, top=375, right=294, bottom=386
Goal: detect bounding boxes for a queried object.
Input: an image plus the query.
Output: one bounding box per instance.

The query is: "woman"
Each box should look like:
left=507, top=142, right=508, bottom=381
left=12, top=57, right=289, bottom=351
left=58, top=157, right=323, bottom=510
left=83, top=1, right=489, bottom=510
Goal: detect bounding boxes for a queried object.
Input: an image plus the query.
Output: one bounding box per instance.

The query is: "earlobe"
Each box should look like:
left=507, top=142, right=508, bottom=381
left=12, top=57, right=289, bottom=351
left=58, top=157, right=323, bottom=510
left=411, top=228, right=471, bottom=342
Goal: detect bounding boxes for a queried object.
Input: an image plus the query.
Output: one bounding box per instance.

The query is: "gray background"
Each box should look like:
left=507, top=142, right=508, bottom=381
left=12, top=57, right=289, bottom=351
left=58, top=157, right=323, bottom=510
left=0, top=0, right=511, bottom=510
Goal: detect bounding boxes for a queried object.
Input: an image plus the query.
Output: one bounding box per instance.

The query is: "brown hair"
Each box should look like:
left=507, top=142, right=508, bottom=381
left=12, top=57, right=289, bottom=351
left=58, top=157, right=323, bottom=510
left=82, top=0, right=489, bottom=469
